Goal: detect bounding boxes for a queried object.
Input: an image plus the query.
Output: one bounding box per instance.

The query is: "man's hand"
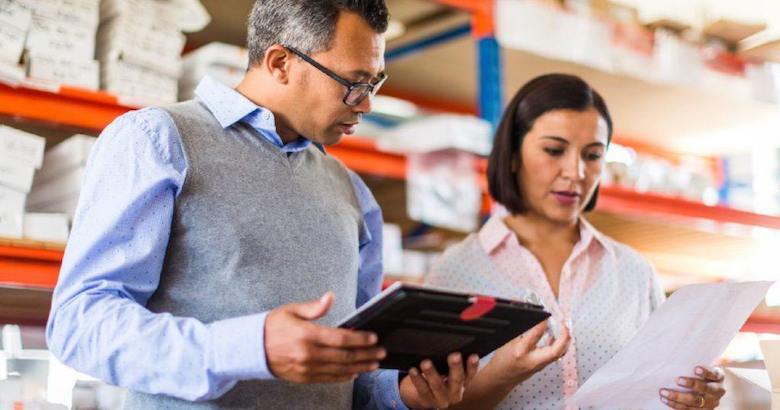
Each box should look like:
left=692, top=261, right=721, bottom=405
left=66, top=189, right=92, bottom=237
left=399, top=353, right=480, bottom=409
left=265, top=292, right=386, bottom=383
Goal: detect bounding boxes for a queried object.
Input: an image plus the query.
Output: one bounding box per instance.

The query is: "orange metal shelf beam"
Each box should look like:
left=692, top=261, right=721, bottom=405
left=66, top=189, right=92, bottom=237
left=597, top=185, right=780, bottom=230
left=0, top=242, right=63, bottom=289
left=0, top=83, right=132, bottom=131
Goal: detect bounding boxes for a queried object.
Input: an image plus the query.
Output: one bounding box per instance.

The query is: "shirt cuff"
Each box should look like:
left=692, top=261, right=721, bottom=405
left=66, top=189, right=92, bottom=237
left=374, top=369, right=409, bottom=410
left=206, top=311, right=274, bottom=380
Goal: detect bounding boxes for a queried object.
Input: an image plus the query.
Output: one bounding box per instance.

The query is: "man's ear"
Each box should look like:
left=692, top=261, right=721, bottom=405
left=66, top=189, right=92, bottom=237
left=263, top=45, right=293, bottom=84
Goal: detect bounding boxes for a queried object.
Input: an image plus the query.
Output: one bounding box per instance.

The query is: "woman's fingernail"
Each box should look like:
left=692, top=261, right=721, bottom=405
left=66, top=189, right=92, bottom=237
left=677, top=377, right=690, bottom=387
left=696, top=367, right=704, bottom=375
left=409, top=367, right=418, bottom=376
left=661, top=397, right=669, bottom=404
left=660, top=389, right=670, bottom=398
left=422, top=360, right=432, bottom=370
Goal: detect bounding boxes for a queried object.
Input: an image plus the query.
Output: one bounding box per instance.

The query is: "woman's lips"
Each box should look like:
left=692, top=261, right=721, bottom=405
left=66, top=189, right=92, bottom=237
left=552, top=191, right=580, bottom=206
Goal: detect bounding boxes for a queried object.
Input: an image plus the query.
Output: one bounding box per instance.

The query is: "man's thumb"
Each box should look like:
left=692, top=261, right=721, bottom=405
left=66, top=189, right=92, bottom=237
left=291, top=292, right=334, bottom=320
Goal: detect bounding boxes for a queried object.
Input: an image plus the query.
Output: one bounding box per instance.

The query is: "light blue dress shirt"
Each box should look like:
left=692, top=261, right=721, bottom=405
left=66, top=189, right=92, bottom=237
left=46, top=76, right=407, bottom=409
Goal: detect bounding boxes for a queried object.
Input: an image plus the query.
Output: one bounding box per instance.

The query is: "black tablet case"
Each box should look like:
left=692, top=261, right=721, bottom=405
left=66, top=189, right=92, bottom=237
left=338, top=282, right=551, bottom=373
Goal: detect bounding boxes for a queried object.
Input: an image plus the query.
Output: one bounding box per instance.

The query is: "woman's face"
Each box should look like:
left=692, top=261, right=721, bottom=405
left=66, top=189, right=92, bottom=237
left=517, top=108, right=609, bottom=225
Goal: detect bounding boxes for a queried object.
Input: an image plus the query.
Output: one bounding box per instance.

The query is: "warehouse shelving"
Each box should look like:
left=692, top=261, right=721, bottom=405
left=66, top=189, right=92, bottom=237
left=0, top=0, right=778, bottom=333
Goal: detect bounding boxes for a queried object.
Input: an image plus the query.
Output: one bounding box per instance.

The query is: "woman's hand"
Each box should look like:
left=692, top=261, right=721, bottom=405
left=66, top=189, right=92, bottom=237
left=483, top=320, right=570, bottom=386
left=399, top=352, right=480, bottom=409
left=659, top=366, right=726, bottom=409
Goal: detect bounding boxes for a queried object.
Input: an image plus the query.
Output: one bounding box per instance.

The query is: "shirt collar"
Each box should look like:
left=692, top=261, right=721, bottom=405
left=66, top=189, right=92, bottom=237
left=193, top=76, right=312, bottom=153
left=195, top=75, right=261, bottom=128
left=477, top=213, right=614, bottom=257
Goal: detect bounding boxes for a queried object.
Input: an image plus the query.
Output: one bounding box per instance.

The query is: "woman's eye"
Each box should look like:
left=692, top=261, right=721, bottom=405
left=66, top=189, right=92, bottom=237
left=544, top=148, right=564, bottom=156
left=585, top=152, right=603, bottom=161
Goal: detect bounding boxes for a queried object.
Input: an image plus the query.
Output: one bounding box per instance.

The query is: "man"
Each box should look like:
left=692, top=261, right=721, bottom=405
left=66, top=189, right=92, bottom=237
left=46, top=1, right=478, bottom=409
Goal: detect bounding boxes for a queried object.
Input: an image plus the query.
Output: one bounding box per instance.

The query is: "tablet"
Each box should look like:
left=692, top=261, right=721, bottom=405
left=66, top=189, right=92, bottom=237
left=338, top=282, right=551, bottom=373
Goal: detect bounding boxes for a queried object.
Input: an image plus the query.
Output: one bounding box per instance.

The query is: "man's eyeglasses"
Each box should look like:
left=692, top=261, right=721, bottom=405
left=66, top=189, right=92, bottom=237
left=286, top=46, right=387, bottom=107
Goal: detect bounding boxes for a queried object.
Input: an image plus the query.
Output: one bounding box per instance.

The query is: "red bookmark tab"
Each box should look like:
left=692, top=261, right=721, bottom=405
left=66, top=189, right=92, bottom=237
left=460, top=296, right=496, bottom=321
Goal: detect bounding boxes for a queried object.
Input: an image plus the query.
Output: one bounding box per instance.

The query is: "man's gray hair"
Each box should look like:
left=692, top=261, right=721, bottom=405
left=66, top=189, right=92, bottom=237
left=247, top=0, right=389, bottom=67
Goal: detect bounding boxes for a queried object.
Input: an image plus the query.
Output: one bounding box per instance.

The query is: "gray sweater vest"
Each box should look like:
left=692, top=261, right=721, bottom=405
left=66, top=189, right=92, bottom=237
left=124, top=100, right=361, bottom=409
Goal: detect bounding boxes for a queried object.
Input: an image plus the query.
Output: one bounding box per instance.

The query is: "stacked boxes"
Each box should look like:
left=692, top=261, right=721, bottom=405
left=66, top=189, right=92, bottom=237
left=19, top=0, right=101, bottom=90
left=0, top=126, right=45, bottom=239
left=180, top=42, right=249, bottom=100
left=27, top=134, right=95, bottom=223
left=0, top=0, right=32, bottom=83
left=98, top=0, right=185, bottom=106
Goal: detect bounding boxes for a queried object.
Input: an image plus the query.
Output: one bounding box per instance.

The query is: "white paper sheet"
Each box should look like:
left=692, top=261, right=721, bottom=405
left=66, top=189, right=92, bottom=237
left=568, top=281, right=774, bottom=409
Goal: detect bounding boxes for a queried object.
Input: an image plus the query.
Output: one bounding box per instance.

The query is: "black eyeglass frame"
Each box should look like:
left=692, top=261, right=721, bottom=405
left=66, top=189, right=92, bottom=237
left=286, top=46, right=387, bottom=107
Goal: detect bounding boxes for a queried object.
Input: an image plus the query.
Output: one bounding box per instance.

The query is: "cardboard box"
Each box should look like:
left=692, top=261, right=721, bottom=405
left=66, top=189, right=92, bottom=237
left=704, top=19, right=766, bottom=46
left=26, top=15, right=96, bottom=60
left=34, top=134, right=95, bottom=186
left=0, top=185, right=25, bottom=238
left=25, top=192, right=79, bottom=219
left=0, top=24, right=26, bottom=65
left=762, top=339, right=780, bottom=410
left=100, top=0, right=178, bottom=29
left=0, top=126, right=46, bottom=169
left=0, top=156, right=35, bottom=193
left=101, top=60, right=178, bottom=105
left=0, top=60, right=24, bottom=86
left=26, top=54, right=99, bottom=90
left=27, top=166, right=84, bottom=208
left=98, top=20, right=184, bottom=77
left=0, top=0, right=33, bottom=32
left=23, top=212, right=69, bottom=243
left=741, top=38, right=780, bottom=64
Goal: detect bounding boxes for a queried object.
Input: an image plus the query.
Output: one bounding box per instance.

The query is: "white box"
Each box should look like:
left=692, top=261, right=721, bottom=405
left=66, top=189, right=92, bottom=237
left=100, top=0, right=178, bottom=29
left=0, top=24, right=26, bottom=64
left=0, top=185, right=25, bottom=238
left=17, top=0, right=99, bottom=28
left=34, top=134, right=95, bottom=186
left=0, top=60, right=24, bottom=86
left=23, top=212, right=69, bottom=243
left=25, top=192, right=79, bottom=219
left=0, top=156, right=35, bottom=193
left=98, top=20, right=184, bottom=77
left=0, top=126, right=46, bottom=169
left=26, top=15, right=96, bottom=60
left=0, top=0, right=33, bottom=32
left=27, top=166, right=83, bottom=208
left=26, top=54, right=99, bottom=90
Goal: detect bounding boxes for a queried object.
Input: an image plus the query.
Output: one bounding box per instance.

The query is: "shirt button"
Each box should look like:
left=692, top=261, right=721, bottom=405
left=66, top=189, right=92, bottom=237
left=262, top=112, right=271, bottom=121
left=566, top=380, right=576, bottom=387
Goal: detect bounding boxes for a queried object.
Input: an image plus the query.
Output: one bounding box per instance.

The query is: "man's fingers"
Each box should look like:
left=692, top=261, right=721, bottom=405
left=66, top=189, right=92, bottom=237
left=288, top=292, right=333, bottom=320
left=309, top=361, right=380, bottom=376
left=310, top=326, right=378, bottom=348
left=420, top=360, right=449, bottom=408
left=445, top=353, right=465, bottom=401
left=310, top=346, right=386, bottom=364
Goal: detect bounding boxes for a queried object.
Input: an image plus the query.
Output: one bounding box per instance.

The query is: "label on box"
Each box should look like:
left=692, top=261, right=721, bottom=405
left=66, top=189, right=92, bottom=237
left=0, top=0, right=33, bottom=31
left=0, top=126, right=46, bottom=168
left=27, top=54, right=99, bottom=90
left=27, top=15, right=96, bottom=60
left=0, top=24, right=26, bottom=64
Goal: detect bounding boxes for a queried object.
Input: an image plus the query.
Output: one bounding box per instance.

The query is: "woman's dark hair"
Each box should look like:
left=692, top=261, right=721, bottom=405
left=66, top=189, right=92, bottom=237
left=487, top=73, right=613, bottom=215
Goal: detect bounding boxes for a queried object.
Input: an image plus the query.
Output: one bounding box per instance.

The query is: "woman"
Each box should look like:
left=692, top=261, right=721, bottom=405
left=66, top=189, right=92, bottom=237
left=426, top=74, right=726, bottom=409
